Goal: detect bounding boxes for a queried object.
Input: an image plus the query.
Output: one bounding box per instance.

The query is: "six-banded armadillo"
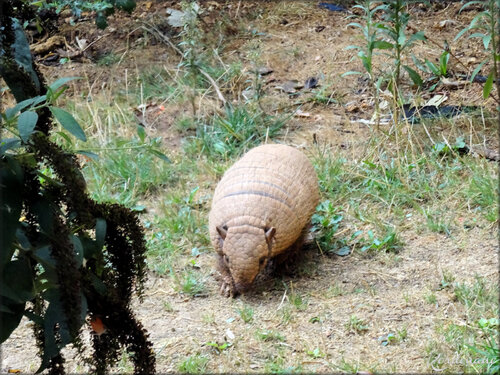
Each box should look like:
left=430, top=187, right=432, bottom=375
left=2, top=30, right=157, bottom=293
left=209, top=143, right=320, bottom=296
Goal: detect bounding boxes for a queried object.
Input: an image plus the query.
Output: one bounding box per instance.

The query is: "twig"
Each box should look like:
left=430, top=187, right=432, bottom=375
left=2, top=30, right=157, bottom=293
left=199, top=68, right=227, bottom=105
left=276, top=288, right=287, bottom=311
left=140, top=22, right=183, bottom=56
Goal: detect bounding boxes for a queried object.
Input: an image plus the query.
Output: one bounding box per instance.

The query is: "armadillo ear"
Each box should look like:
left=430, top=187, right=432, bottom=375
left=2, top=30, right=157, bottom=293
left=265, top=227, right=276, bottom=245
left=217, top=225, right=228, bottom=240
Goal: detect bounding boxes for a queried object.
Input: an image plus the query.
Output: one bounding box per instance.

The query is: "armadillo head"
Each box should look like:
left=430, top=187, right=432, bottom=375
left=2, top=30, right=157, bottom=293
left=217, top=225, right=276, bottom=293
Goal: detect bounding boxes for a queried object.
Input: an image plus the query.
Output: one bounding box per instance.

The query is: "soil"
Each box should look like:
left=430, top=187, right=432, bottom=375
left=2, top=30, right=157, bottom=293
left=1, top=1, right=498, bottom=373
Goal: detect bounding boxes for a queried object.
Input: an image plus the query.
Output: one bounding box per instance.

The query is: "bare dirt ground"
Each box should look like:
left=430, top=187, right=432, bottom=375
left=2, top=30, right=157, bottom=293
left=1, top=1, right=498, bottom=373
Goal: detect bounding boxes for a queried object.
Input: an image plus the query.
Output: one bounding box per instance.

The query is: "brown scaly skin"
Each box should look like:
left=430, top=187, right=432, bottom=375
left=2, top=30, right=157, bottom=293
left=209, top=144, right=320, bottom=297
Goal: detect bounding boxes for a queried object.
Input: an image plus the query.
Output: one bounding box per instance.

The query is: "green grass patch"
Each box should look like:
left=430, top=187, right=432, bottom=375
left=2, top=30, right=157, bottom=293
left=178, top=354, right=209, bottom=374
left=183, top=104, right=288, bottom=160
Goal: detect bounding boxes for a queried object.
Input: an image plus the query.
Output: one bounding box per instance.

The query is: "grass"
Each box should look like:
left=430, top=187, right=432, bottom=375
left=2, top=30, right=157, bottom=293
left=345, top=315, right=369, bottom=334
left=183, top=103, right=288, bottom=160
left=426, top=277, right=499, bottom=373
left=237, top=305, right=254, bottom=324
left=256, top=330, right=285, bottom=342
left=178, top=354, right=209, bottom=374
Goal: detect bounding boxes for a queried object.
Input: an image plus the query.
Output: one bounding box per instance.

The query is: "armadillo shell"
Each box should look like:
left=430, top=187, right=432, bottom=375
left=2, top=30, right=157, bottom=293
left=209, top=143, right=319, bottom=256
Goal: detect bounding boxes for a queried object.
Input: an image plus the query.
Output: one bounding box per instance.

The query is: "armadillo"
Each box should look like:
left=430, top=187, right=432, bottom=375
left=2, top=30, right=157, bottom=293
left=209, top=143, right=319, bottom=296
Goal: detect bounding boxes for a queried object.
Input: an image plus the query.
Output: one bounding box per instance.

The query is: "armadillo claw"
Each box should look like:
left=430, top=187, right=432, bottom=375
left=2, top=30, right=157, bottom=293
left=219, top=280, right=234, bottom=298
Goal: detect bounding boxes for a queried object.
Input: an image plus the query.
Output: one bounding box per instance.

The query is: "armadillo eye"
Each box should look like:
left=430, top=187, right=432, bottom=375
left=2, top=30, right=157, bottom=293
left=224, top=255, right=229, bottom=264
left=259, top=257, right=266, bottom=266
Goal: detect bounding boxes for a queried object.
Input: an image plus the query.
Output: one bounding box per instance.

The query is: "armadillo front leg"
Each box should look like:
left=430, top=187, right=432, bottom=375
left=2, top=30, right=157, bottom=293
left=215, top=254, right=236, bottom=297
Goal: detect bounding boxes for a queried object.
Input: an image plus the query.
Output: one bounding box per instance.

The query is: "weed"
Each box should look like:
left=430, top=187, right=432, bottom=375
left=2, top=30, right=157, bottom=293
left=184, top=104, right=287, bottom=160
left=378, top=0, right=426, bottom=91
left=465, top=165, right=498, bottom=222
left=263, top=353, right=302, bottom=374
left=256, top=330, right=285, bottom=342
left=205, top=341, right=231, bottom=354
left=334, top=358, right=360, bottom=373
left=290, top=292, right=309, bottom=311
left=378, top=332, right=397, bottom=346
left=163, top=301, right=174, bottom=312
left=326, top=283, right=345, bottom=297
left=453, top=276, right=499, bottom=319
left=424, top=209, right=451, bottom=235
left=424, top=292, right=437, bottom=305
left=178, top=354, right=209, bottom=374
left=237, top=305, right=254, bottom=323
left=438, top=270, right=455, bottom=290
left=81, top=133, right=172, bottom=206
left=455, top=0, right=499, bottom=99
left=137, top=67, right=182, bottom=102
left=306, top=347, right=325, bottom=359
left=412, top=50, right=450, bottom=91
left=397, top=325, right=408, bottom=341
left=311, top=200, right=344, bottom=254
left=280, top=306, right=293, bottom=325
left=344, top=0, right=386, bottom=84
left=97, top=52, right=120, bottom=66
left=354, top=228, right=403, bottom=253
left=116, top=348, right=134, bottom=373
left=173, top=268, right=206, bottom=297
left=346, top=315, right=369, bottom=334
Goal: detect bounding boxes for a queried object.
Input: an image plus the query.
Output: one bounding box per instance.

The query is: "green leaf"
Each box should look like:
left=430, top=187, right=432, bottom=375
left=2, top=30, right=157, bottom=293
left=0, top=156, right=24, bottom=266
left=33, top=245, right=57, bottom=269
left=482, top=34, right=491, bottom=50
left=16, top=227, right=32, bottom=250
left=95, top=13, right=108, bottom=29
left=115, top=0, right=136, bottom=12
left=149, top=149, right=171, bottom=163
left=334, top=246, right=351, bottom=256
left=439, top=52, right=449, bottom=76
left=95, top=218, right=107, bottom=251
left=0, top=298, right=25, bottom=344
left=56, top=130, right=74, bottom=147
left=470, top=60, right=487, bottom=82
left=425, top=60, right=440, bottom=76
left=5, top=97, right=38, bottom=119
left=341, top=71, right=363, bottom=77
left=48, top=77, right=80, bottom=92
left=70, top=235, right=84, bottom=267
left=33, top=198, right=54, bottom=236
left=49, top=107, right=87, bottom=141
left=2, top=258, right=35, bottom=302
left=372, top=40, right=394, bottom=50
left=483, top=70, right=494, bottom=99
left=454, top=26, right=470, bottom=41
left=403, top=65, right=423, bottom=86
left=137, top=125, right=146, bottom=142
left=18, top=111, right=38, bottom=142
left=0, top=138, right=21, bottom=155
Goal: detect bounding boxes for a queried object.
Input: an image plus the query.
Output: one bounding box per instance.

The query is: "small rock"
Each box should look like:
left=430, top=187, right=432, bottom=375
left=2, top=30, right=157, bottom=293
left=276, top=80, right=303, bottom=94
left=225, top=328, right=235, bottom=340
left=257, top=66, right=273, bottom=76
left=304, top=77, right=318, bottom=89
left=294, top=109, right=311, bottom=118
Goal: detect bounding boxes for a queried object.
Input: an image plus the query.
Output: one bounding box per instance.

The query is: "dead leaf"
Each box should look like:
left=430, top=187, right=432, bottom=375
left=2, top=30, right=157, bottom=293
left=436, top=19, right=457, bottom=29
left=31, top=35, right=65, bottom=55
